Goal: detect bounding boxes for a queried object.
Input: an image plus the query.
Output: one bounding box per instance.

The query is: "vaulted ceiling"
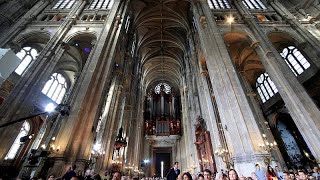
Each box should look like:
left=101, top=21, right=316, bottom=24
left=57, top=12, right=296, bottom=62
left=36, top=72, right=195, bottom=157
left=130, top=0, right=191, bottom=92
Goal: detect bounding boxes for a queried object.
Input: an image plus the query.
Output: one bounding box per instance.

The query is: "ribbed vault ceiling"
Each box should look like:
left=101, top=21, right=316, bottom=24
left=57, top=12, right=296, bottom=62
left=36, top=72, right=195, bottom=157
left=131, top=0, right=190, bottom=91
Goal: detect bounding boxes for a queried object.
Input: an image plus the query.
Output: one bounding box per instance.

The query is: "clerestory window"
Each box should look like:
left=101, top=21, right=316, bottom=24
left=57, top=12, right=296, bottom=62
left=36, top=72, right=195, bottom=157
left=15, top=47, right=38, bottom=75
left=256, top=73, right=278, bottom=103
left=5, top=121, right=30, bottom=160
left=280, top=46, right=310, bottom=76
left=242, top=0, right=266, bottom=9
left=53, top=0, right=76, bottom=9
left=42, top=73, right=67, bottom=104
left=89, top=0, right=114, bottom=9
left=207, top=0, right=231, bottom=9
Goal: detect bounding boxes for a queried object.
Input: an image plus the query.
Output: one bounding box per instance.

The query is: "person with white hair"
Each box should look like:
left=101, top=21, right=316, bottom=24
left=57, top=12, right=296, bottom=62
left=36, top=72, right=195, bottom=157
left=312, top=167, right=320, bottom=180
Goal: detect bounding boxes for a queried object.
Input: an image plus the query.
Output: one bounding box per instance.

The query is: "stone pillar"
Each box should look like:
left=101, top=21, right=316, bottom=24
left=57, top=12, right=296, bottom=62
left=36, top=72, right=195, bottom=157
left=94, top=72, right=123, bottom=173
left=183, top=56, right=202, bottom=170
left=180, top=85, right=191, bottom=171
left=102, top=79, right=124, bottom=172
left=238, top=71, right=286, bottom=168
left=191, top=1, right=267, bottom=176
left=148, top=91, right=153, bottom=120
left=234, top=0, right=320, bottom=160
left=267, top=0, right=320, bottom=67
left=198, top=71, right=226, bottom=172
left=45, top=0, right=129, bottom=175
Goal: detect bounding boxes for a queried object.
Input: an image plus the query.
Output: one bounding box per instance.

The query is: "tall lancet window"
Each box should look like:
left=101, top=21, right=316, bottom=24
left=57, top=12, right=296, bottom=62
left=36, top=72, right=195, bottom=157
left=42, top=73, right=67, bottom=104
left=280, top=46, right=310, bottom=76
left=242, top=0, right=266, bottom=9
left=53, top=0, right=76, bottom=9
left=256, top=73, right=278, bottom=103
left=89, top=0, right=114, bottom=9
left=5, top=121, right=30, bottom=160
left=207, top=0, right=231, bottom=9
left=15, top=47, right=38, bottom=75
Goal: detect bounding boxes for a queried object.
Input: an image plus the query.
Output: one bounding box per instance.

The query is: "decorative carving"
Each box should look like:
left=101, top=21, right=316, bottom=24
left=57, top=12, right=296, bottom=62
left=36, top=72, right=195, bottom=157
left=194, top=115, right=206, bottom=131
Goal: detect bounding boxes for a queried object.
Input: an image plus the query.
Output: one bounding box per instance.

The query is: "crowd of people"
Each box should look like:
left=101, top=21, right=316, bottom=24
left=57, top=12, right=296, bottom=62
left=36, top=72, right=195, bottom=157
left=162, top=162, right=320, bottom=180
left=12, top=162, right=320, bottom=180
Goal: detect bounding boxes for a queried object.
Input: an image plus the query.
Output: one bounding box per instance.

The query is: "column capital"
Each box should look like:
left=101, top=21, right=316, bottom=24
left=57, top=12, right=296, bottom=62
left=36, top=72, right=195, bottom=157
left=250, top=41, right=260, bottom=49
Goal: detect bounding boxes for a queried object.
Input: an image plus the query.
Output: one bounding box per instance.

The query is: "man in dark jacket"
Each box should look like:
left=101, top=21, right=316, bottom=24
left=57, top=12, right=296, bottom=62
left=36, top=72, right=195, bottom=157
left=166, top=162, right=180, bottom=180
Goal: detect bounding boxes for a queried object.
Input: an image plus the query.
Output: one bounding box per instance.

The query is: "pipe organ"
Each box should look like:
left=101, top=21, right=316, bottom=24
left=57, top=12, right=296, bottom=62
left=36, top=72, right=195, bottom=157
left=144, top=84, right=181, bottom=136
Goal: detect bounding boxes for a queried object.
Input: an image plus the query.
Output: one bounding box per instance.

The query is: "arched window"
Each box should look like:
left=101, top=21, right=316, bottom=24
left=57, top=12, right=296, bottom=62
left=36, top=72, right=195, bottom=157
left=280, top=46, right=310, bottom=76
left=15, top=47, right=38, bottom=75
left=155, top=83, right=171, bottom=94
left=256, top=73, right=278, bottom=103
left=124, top=15, right=131, bottom=33
left=242, top=0, right=266, bottom=9
left=42, top=73, right=67, bottom=104
left=5, top=121, right=30, bottom=160
left=89, top=0, right=114, bottom=9
left=208, top=0, right=231, bottom=9
left=53, top=0, right=76, bottom=9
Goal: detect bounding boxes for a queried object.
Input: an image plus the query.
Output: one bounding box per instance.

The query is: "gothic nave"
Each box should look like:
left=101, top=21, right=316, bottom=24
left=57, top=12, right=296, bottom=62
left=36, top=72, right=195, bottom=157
left=0, top=0, right=320, bottom=179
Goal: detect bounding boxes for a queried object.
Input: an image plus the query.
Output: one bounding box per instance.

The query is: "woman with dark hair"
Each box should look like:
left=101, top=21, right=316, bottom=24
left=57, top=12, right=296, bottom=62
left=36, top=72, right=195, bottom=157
left=183, top=172, right=193, bottom=180
left=198, top=173, right=204, bottom=180
left=228, top=169, right=239, bottom=180
left=266, top=166, right=278, bottom=180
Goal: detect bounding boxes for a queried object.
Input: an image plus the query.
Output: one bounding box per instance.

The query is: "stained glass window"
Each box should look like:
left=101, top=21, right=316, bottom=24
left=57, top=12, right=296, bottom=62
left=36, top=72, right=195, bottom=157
left=53, top=0, right=76, bottom=9
left=256, top=73, right=278, bottom=103
left=5, top=121, right=30, bottom=160
left=15, top=47, right=38, bottom=75
left=89, top=0, right=114, bottom=9
left=42, top=73, right=67, bottom=103
left=207, top=0, right=231, bottom=9
left=280, top=46, right=310, bottom=76
left=242, top=0, right=266, bottom=9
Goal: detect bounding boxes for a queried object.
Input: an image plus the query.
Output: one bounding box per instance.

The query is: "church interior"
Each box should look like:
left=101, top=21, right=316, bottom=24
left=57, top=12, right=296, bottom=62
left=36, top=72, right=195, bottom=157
left=0, top=0, right=320, bottom=179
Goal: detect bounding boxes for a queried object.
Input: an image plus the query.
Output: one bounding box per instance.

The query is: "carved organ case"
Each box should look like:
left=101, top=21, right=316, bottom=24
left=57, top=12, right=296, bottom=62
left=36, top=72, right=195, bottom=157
left=144, top=83, right=181, bottom=136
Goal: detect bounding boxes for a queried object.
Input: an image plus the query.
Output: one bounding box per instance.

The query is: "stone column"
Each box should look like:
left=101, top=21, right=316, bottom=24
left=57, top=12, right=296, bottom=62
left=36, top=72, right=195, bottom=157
left=238, top=71, right=286, bottom=168
left=92, top=72, right=123, bottom=173
left=102, top=79, right=125, bottom=173
left=191, top=1, right=267, bottom=175
left=179, top=84, right=192, bottom=170
left=46, top=0, right=129, bottom=175
left=198, top=71, right=226, bottom=172
left=234, top=0, right=320, bottom=160
left=186, top=67, right=202, bottom=172
left=131, top=89, right=144, bottom=167
left=148, top=92, right=153, bottom=120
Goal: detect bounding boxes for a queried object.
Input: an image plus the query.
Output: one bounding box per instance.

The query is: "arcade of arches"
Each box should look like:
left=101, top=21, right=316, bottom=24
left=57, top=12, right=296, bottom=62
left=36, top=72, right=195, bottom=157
left=0, top=0, right=320, bottom=178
